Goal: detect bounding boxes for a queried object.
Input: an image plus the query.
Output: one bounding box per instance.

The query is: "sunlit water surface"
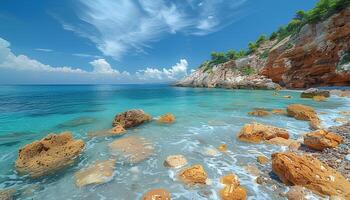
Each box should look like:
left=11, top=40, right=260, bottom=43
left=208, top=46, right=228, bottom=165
left=0, top=85, right=349, bottom=200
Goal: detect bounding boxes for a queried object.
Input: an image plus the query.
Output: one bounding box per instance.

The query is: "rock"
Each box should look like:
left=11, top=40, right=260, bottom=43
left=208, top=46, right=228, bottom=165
left=158, top=113, right=176, bottom=123
left=109, top=136, right=153, bottom=164
left=272, top=152, right=350, bottom=198
left=309, top=118, right=322, bottom=130
left=142, top=188, right=171, bottom=200
left=0, top=189, right=15, bottom=200
left=178, top=165, right=208, bottom=185
left=15, top=132, right=85, bottom=178
left=287, top=104, right=319, bottom=121
left=286, top=186, right=306, bottom=200
left=301, top=88, right=330, bottom=98
left=205, top=148, right=220, bottom=156
left=345, top=155, right=350, bottom=162
left=304, top=130, right=343, bottom=151
left=339, top=111, right=350, bottom=116
left=88, top=125, right=126, bottom=138
left=75, top=159, right=116, bottom=187
left=283, top=95, right=292, bottom=99
left=237, top=123, right=289, bottom=143
left=313, top=95, right=327, bottom=102
left=244, top=165, right=261, bottom=176
left=112, top=109, right=151, bottom=128
left=272, top=109, right=287, bottom=115
left=164, top=155, right=187, bottom=168
left=257, top=156, right=269, bottom=165
left=267, top=137, right=301, bottom=150
left=218, top=144, right=227, bottom=152
left=219, top=174, right=247, bottom=200
left=57, top=117, right=97, bottom=128
left=248, top=109, right=270, bottom=117
left=334, top=118, right=348, bottom=124
left=256, top=176, right=269, bottom=185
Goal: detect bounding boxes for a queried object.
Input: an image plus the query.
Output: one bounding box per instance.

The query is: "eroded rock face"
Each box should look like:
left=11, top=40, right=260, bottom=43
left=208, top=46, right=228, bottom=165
left=164, top=155, right=187, bottom=168
left=109, top=136, right=153, bottom=164
left=178, top=165, right=208, bottom=185
left=237, top=123, right=289, bottom=143
left=301, top=88, right=330, bottom=98
left=142, top=189, right=171, bottom=200
left=158, top=113, right=176, bottom=123
left=272, top=152, right=350, bottom=199
left=15, top=132, right=85, bottom=178
left=304, top=130, right=343, bottom=151
left=219, top=174, right=247, bottom=200
left=112, top=109, right=151, bottom=128
left=75, top=159, right=116, bottom=187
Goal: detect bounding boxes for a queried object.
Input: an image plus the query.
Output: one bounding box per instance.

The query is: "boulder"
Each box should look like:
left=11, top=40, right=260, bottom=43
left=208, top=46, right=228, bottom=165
left=75, top=159, right=116, bottom=187
left=237, top=123, right=289, bottom=143
left=286, top=186, right=306, bottom=200
left=287, top=104, right=318, bottom=121
left=313, top=95, right=327, bottom=102
left=15, top=132, right=85, bottom=178
left=158, top=113, right=176, bottom=123
left=248, top=109, right=270, bottom=117
left=109, top=136, right=153, bottom=164
left=257, top=156, right=269, bottom=165
left=219, top=174, right=247, bottom=200
left=142, top=189, right=171, bottom=200
left=88, top=125, right=126, bottom=138
left=301, top=88, right=330, bottom=98
left=112, top=109, right=151, bottom=128
left=178, top=165, right=208, bottom=185
left=304, top=130, right=343, bottom=151
left=266, top=137, right=301, bottom=150
left=272, top=152, right=350, bottom=198
left=164, top=155, right=187, bottom=168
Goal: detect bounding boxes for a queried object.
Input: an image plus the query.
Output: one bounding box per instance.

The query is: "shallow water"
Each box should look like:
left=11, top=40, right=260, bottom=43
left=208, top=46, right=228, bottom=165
left=0, top=85, right=349, bottom=200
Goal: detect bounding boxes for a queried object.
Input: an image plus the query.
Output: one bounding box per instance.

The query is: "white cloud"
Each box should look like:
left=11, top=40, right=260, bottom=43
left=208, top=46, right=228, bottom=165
left=35, top=48, right=53, bottom=52
left=73, top=53, right=101, bottom=59
left=57, top=0, right=247, bottom=59
left=90, top=58, right=120, bottom=75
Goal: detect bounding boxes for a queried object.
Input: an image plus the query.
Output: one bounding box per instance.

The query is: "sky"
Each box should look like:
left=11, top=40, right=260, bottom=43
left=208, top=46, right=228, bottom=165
left=0, top=0, right=318, bottom=84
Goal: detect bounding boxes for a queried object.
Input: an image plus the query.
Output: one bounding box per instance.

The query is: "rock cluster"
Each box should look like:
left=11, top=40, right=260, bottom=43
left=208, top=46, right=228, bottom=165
left=112, top=109, right=151, bottom=128
left=237, top=123, right=289, bottom=143
left=15, top=132, right=85, bottom=177
left=219, top=174, right=247, bottom=200
left=304, top=130, right=343, bottom=151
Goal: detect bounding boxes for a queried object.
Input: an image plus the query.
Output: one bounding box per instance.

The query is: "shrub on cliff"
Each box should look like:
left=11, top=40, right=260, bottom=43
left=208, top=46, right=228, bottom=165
left=211, top=52, right=229, bottom=65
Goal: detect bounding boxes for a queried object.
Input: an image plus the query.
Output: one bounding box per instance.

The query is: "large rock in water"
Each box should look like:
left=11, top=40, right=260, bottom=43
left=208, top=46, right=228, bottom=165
left=178, top=165, right=208, bottom=185
left=304, top=130, right=343, bottom=151
left=300, top=88, right=330, bottom=98
left=219, top=174, right=247, bottom=200
left=272, top=152, right=350, bottom=199
left=237, top=123, right=289, bottom=143
left=112, top=109, right=151, bottom=128
left=15, top=132, right=85, bottom=178
left=287, top=104, right=321, bottom=129
left=164, top=155, right=187, bottom=168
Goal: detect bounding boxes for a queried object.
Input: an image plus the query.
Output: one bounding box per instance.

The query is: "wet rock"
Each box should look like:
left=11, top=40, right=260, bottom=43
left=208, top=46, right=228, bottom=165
left=219, top=174, right=247, bottom=200
left=272, top=152, right=350, bottom=198
left=164, top=155, right=187, bottom=168
left=178, top=165, right=208, bottom=185
left=257, top=155, right=269, bottom=165
left=218, top=144, right=227, bottom=152
left=142, top=188, right=171, bottom=200
left=304, top=130, right=343, bottom=151
left=88, top=125, right=126, bottom=138
left=244, top=165, right=261, bottom=176
left=57, top=117, right=97, bottom=128
left=15, top=132, right=85, bottom=178
left=109, top=136, right=153, bottom=164
left=266, top=137, right=301, bottom=150
left=286, top=186, right=306, bottom=200
left=112, top=109, right=151, bottom=128
left=248, top=109, right=270, bottom=117
left=158, top=113, right=176, bottom=123
left=287, top=104, right=321, bottom=129
left=75, top=159, right=116, bottom=187
left=237, top=123, right=289, bottom=143
left=301, top=88, right=330, bottom=98
left=271, top=109, right=287, bottom=115
left=339, top=111, right=350, bottom=116
left=205, top=147, right=220, bottom=156
left=313, top=95, right=327, bottom=102
left=0, top=189, right=15, bottom=200
left=334, top=118, right=348, bottom=124
left=345, top=155, right=350, bottom=162
left=256, top=176, right=269, bottom=185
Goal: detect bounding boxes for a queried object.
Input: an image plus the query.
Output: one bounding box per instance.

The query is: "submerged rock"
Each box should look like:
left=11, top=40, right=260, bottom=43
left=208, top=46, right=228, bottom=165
left=88, top=125, right=126, bottom=138
left=237, top=123, right=289, bottom=143
left=112, top=109, right=151, bottom=128
left=257, top=155, right=269, bottom=165
left=75, top=159, right=116, bottom=187
left=109, top=136, right=153, bottom=164
left=334, top=117, right=348, bottom=124
left=15, top=132, right=85, bottom=178
left=158, top=113, right=176, bottom=123
left=178, top=165, right=208, bottom=185
left=142, top=188, right=171, bottom=200
left=164, top=155, right=187, bottom=168
left=271, top=109, right=287, bottom=115
left=218, top=144, right=227, bottom=152
left=219, top=174, right=247, bottom=200
left=304, top=130, right=343, bottom=151
left=0, top=189, right=15, bottom=200
left=272, top=152, right=350, bottom=199
left=301, top=88, right=330, bottom=98
left=57, top=117, right=97, bottom=128
left=313, top=95, right=327, bottom=102
left=248, top=109, right=270, bottom=117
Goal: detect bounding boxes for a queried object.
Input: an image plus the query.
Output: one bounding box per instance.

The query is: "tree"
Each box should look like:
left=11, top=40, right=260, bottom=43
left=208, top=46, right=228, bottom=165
left=256, top=34, right=267, bottom=46
left=248, top=42, right=258, bottom=53
left=269, top=32, right=278, bottom=40
left=226, top=50, right=238, bottom=60
left=295, top=10, right=306, bottom=21
left=211, top=52, right=228, bottom=64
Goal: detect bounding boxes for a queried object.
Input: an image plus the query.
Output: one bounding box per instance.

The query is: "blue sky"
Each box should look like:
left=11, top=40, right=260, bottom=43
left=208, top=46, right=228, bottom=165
left=0, top=0, right=318, bottom=84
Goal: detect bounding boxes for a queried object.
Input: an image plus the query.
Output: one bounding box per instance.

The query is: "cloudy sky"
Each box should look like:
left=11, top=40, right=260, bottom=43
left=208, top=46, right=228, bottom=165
left=0, top=0, right=317, bottom=84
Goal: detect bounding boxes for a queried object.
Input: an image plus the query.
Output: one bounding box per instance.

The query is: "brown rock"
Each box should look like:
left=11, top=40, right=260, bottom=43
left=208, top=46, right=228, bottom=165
left=164, top=155, right=187, bottom=168
left=75, top=159, right=116, bottom=187
left=158, top=113, right=176, bottom=123
left=142, top=188, right=171, bottom=200
left=339, top=111, right=350, bottom=116
left=286, top=186, right=306, bottom=200
left=112, top=109, right=151, bottom=128
left=109, top=136, right=153, bottom=164
left=237, top=123, right=289, bottom=143
left=301, top=88, right=330, bottom=98
left=313, top=95, right=327, bottom=102
left=272, top=109, right=287, bottom=115
left=15, top=132, right=85, bottom=178
left=88, top=125, right=126, bottom=138
left=287, top=104, right=318, bottom=121
left=248, top=109, right=270, bottom=117
left=219, top=174, right=247, bottom=200
left=178, top=165, right=208, bottom=185
left=272, top=152, right=350, bottom=198
left=266, top=137, right=301, bottom=150
left=257, top=156, right=269, bottom=165
left=0, top=189, right=15, bottom=200
left=244, top=165, right=261, bottom=176
left=218, top=144, right=227, bottom=152
left=334, top=117, right=348, bottom=124
left=304, top=130, right=343, bottom=151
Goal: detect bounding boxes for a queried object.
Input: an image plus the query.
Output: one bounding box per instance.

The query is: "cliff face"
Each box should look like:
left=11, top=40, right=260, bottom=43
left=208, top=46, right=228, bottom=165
left=176, top=8, right=350, bottom=89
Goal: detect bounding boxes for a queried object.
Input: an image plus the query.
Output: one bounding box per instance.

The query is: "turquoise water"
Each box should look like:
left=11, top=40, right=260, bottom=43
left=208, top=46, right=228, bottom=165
left=0, top=85, right=349, bottom=200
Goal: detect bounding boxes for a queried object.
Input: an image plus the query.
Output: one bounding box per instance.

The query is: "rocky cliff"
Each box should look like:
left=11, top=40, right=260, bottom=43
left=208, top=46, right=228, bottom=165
left=176, top=8, right=350, bottom=89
